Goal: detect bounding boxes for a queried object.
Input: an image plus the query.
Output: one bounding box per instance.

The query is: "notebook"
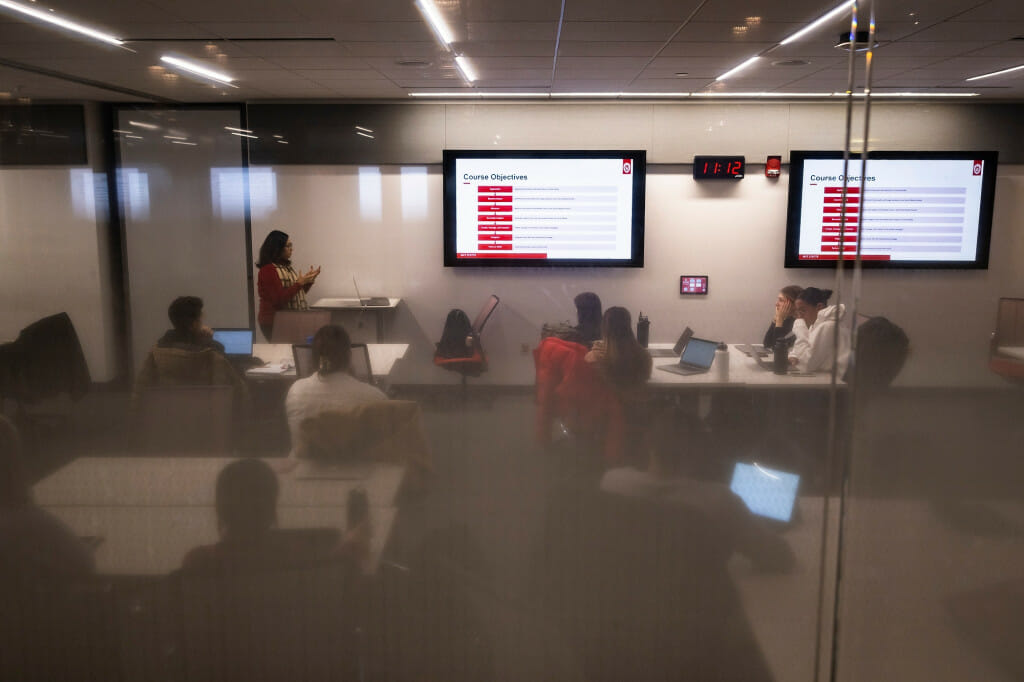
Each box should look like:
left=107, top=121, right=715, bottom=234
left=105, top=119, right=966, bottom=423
left=729, top=462, right=800, bottom=523
left=656, top=336, right=717, bottom=376
left=648, top=327, right=694, bottom=358
left=212, top=328, right=254, bottom=357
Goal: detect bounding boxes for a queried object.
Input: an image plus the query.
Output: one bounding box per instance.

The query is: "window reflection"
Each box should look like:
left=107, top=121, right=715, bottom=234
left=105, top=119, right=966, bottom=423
left=68, top=169, right=95, bottom=220
left=116, top=167, right=150, bottom=221
left=358, top=166, right=383, bottom=222
left=400, top=166, right=429, bottom=221
left=210, top=167, right=277, bottom=220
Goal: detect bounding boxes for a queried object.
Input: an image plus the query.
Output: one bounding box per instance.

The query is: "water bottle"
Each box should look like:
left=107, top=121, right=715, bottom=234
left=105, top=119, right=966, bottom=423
left=636, top=313, right=650, bottom=348
left=773, top=338, right=789, bottom=375
left=714, top=342, right=729, bottom=381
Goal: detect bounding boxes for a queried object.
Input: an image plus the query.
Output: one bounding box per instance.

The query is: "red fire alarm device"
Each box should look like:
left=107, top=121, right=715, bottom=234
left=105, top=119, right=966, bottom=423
left=765, top=155, right=782, bottom=178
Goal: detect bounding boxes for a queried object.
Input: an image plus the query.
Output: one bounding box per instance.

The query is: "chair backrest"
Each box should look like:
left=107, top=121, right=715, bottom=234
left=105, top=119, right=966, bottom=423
left=136, top=385, right=234, bottom=454
left=292, top=344, right=316, bottom=379
left=349, top=343, right=374, bottom=384
left=270, top=310, right=332, bottom=345
left=471, top=295, right=500, bottom=335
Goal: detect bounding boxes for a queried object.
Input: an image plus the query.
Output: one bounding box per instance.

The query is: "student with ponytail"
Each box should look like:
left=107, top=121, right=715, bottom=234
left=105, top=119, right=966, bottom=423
left=789, top=287, right=851, bottom=374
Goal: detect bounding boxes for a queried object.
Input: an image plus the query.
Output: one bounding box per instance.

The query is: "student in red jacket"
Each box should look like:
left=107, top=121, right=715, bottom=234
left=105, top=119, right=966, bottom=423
left=256, top=230, right=321, bottom=340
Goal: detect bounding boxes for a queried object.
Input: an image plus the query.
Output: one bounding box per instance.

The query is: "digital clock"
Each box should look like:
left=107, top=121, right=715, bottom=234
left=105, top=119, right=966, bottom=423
left=693, top=155, right=745, bottom=179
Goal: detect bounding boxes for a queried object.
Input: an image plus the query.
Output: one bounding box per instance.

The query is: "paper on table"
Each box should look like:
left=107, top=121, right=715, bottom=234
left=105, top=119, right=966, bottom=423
left=247, top=363, right=289, bottom=375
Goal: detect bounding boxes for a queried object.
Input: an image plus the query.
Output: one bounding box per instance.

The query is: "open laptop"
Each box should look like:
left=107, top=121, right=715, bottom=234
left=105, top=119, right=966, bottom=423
left=353, top=276, right=390, bottom=307
left=648, top=327, right=694, bottom=358
left=729, top=462, right=800, bottom=525
left=737, top=343, right=776, bottom=370
left=656, top=336, right=718, bottom=376
left=212, top=328, right=255, bottom=358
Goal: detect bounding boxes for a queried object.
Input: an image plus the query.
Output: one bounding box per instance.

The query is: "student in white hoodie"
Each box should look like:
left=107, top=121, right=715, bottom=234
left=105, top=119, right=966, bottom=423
left=789, top=287, right=850, bottom=375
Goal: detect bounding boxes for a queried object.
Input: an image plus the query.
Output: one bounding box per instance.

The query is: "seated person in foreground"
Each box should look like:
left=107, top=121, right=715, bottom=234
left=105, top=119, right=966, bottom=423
left=763, top=285, right=803, bottom=349
left=600, top=408, right=794, bottom=573
left=134, top=296, right=248, bottom=404
left=542, top=291, right=603, bottom=347
left=0, top=415, right=95, bottom=581
left=789, top=287, right=851, bottom=374
left=585, top=306, right=652, bottom=392
left=181, top=458, right=367, bottom=574
left=285, top=325, right=388, bottom=459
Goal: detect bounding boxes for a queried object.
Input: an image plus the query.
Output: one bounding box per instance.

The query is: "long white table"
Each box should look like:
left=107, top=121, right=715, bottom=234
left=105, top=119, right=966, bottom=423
left=34, top=457, right=405, bottom=575
left=648, top=344, right=837, bottom=388
left=248, top=342, right=409, bottom=381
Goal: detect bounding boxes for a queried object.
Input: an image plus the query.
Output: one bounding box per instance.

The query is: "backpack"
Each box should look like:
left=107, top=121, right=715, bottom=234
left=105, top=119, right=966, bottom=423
left=436, top=309, right=476, bottom=359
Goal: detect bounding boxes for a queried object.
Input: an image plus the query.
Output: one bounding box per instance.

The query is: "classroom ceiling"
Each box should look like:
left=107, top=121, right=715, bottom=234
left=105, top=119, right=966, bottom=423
left=0, top=0, right=1022, bottom=102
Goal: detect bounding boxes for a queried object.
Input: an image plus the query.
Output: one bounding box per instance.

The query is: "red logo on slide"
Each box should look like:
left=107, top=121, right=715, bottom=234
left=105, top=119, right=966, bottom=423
left=622, top=159, right=632, bottom=175
left=973, top=160, right=983, bottom=176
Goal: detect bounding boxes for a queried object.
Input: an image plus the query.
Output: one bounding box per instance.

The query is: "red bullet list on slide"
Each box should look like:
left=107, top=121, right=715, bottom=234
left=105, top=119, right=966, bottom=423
left=821, top=186, right=859, bottom=253
left=477, top=185, right=514, bottom=252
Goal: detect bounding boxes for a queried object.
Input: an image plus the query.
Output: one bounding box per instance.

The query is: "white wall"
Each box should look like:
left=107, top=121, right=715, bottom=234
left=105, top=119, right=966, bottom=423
left=252, top=160, right=1024, bottom=387
left=0, top=103, right=117, bottom=381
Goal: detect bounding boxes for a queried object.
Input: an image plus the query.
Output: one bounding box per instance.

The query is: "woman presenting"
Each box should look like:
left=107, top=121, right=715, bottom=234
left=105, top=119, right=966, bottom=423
left=256, top=230, right=321, bottom=340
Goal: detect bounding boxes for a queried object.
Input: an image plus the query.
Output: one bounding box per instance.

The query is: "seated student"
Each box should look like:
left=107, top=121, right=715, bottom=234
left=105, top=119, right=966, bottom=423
left=285, top=325, right=388, bottom=459
left=181, top=458, right=367, bottom=574
left=156, top=296, right=225, bottom=353
left=600, top=408, right=794, bottom=573
left=0, top=415, right=94, bottom=580
left=585, top=306, right=652, bottom=391
left=542, top=291, right=603, bottom=347
left=789, top=286, right=851, bottom=374
left=763, top=285, right=803, bottom=349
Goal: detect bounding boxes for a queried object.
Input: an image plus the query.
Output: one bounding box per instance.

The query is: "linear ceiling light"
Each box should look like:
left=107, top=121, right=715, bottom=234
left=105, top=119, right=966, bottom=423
left=408, top=92, right=549, bottom=97
left=780, top=0, right=855, bottom=46
left=715, top=55, right=760, bottom=81
left=834, top=91, right=979, bottom=97
left=414, top=0, right=455, bottom=47
left=0, top=0, right=123, bottom=46
left=965, top=63, right=1024, bottom=81
left=160, top=55, right=236, bottom=86
left=454, top=55, right=477, bottom=82
left=694, top=92, right=834, bottom=97
left=224, top=126, right=252, bottom=133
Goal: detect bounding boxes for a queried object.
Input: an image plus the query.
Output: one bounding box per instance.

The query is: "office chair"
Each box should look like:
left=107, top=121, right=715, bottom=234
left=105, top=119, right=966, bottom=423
left=135, top=385, right=234, bottom=454
left=270, top=310, right=331, bottom=345
left=433, top=294, right=499, bottom=395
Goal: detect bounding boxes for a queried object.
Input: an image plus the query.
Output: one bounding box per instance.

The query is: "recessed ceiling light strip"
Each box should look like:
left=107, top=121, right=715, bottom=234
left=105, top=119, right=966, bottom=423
left=0, top=0, right=124, bottom=46
left=966, top=63, right=1024, bottom=82
left=779, top=0, right=856, bottom=46
left=715, top=56, right=760, bottom=82
left=454, top=55, right=477, bottom=82
left=160, top=55, right=236, bottom=87
left=414, top=0, right=455, bottom=47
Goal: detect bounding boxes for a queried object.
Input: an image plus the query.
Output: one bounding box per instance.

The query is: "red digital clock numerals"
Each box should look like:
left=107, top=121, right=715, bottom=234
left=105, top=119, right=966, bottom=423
left=693, top=156, right=745, bottom=180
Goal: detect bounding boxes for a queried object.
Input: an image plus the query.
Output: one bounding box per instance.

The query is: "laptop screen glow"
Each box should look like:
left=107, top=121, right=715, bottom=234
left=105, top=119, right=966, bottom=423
left=729, top=462, right=800, bottom=522
left=212, top=329, right=253, bottom=356
left=679, top=337, right=717, bottom=368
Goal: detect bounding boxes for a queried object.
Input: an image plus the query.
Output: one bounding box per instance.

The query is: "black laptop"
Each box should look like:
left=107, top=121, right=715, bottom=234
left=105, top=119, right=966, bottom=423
left=657, top=336, right=718, bottom=376
left=649, top=327, right=694, bottom=358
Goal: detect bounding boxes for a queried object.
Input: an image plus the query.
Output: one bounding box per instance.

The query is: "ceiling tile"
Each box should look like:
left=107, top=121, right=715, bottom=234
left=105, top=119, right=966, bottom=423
left=901, top=22, right=1024, bottom=42
left=463, top=23, right=557, bottom=41
left=563, top=0, right=704, bottom=22
left=560, top=22, right=681, bottom=42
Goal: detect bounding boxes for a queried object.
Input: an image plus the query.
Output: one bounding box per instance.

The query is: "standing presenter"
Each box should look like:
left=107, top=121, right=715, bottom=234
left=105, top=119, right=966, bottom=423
left=256, top=230, right=321, bottom=341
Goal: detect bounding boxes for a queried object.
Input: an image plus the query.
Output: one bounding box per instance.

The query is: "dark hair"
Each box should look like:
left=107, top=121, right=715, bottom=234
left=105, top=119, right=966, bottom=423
left=215, top=458, right=278, bottom=541
left=256, top=230, right=290, bottom=268
left=798, top=287, right=833, bottom=307
left=574, top=292, right=602, bottom=329
left=780, top=285, right=803, bottom=302
left=600, top=306, right=650, bottom=388
left=0, top=415, right=31, bottom=508
left=168, top=296, right=204, bottom=333
left=853, top=317, right=910, bottom=390
left=312, top=325, right=352, bottom=376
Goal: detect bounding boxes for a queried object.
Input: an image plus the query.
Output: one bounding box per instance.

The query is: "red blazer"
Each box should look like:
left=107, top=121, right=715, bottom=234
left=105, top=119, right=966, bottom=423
left=257, top=263, right=308, bottom=328
left=534, top=336, right=625, bottom=463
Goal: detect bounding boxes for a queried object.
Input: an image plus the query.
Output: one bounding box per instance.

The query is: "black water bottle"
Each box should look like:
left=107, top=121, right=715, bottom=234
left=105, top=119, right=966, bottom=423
left=773, top=338, right=789, bottom=375
left=637, top=313, right=650, bottom=348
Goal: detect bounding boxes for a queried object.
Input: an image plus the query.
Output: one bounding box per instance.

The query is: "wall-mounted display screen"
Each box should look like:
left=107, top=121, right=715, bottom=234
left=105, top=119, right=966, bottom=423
left=785, top=150, right=997, bottom=269
left=443, top=150, right=646, bottom=267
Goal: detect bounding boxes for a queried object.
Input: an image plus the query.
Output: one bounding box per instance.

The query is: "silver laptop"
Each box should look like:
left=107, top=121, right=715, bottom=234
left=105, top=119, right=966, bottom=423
left=657, top=336, right=718, bottom=376
left=353, top=276, right=390, bottom=307
left=648, top=327, right=694, bottom=358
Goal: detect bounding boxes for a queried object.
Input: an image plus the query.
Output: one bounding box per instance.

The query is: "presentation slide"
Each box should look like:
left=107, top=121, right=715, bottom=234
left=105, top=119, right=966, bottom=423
left=794, top=158, right=989, bottom=262
left=451, top=157, right=638, bottom=260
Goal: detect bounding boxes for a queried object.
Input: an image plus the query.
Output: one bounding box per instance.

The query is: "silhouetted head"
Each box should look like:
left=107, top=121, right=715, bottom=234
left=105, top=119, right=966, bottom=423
left=215, top=458, right=279, bottom=542
left=168, top=296, right=204, bottom=334
left=312, top=324, right=352, bottom=376
left=257, top=230, right=291, bottom=267
left=601, top=306, right=635, bottom=347
left=574, top=292, right=602, bottom=329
